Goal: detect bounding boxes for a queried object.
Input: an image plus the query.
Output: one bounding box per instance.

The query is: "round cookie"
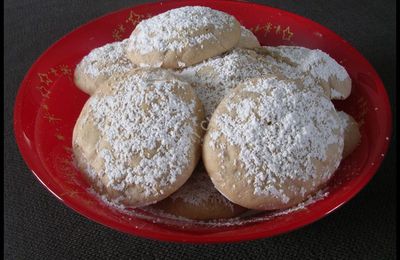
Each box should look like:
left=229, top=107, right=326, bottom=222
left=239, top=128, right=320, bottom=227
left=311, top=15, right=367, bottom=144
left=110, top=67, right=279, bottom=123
left=126, top=6, right=241, bottom=69
left=74, top=39, right=135, bottom=95
left=337, top=111, right=361, bottom=158
left=236, top=26, right=260, bottom=49
left=203, top=76, right=344, bottom=210
left=261, top=46, right=352, bottom=100
left=151, top=161, right=246, bottom=220
left=72, top=69, right=204, bottom=208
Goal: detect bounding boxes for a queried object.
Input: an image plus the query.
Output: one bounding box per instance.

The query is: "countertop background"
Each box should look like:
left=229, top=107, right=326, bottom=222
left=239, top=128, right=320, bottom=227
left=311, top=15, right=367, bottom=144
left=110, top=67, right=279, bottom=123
left=4, top=0, right=396, bottom=259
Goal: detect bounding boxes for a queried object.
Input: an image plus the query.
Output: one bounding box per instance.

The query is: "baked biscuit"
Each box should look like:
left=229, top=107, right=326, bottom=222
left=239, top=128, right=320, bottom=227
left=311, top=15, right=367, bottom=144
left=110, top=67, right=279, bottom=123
left=74, top=39, right=134, bottom=95
left=177, top=48, right=271, bottom=118
left=126, top=6, right=241, bottom=68
left=337, top=111, right=361, bottom=158
left=151, top=161, right=246, bottom=220
left=73, top=69, right=204, bottom=207
left=236, top=26, right=260, bottom=49
left=203, top=76, right=344, bottom=210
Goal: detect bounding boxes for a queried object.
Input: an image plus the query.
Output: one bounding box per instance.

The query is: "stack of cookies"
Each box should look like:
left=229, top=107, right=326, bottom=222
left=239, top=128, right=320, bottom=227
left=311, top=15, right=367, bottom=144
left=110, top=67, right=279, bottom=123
left=72, top=6, right=360, bottom=220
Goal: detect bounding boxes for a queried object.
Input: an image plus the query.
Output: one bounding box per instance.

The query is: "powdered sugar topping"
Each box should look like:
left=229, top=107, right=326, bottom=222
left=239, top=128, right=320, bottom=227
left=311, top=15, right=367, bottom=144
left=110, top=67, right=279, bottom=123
left=92, top=186, right=329, bottom=227
left=265, top=46, right=349, bottom=82
left=240, top=26, right=256, bottom=40
left=177, top=48, right=272, bottom=117
left=337, top=111, right=350, bottom=130
left=79, top=39, right=134, bottom=77
left=128, top=6, right=237, bottom=54
left=237, top=26, right=260, bottom=49
left=87, top=72, right=199, bottom=197
left=208, top=77, right=343, bottom=202
left=177, top=48, right=332, bottom=118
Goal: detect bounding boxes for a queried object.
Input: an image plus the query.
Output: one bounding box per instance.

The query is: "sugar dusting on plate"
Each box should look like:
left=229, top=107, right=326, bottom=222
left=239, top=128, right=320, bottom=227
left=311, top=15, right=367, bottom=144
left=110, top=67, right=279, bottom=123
left=89, top=187, right=329, bottom=227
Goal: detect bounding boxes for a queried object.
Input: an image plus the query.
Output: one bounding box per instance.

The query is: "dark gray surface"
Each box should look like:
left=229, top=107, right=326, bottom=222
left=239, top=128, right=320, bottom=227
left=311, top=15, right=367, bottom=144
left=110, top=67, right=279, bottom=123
left=4, top=0, right=396, bottom=259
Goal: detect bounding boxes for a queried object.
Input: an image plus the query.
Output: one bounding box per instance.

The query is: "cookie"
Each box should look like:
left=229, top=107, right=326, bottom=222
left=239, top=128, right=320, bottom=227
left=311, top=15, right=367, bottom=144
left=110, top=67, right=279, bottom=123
left=126, top=6, right=241, bottom=69
left=176, top=48, right=272, bottom=118
left=151, top=161, right=246, bottom=220
left=74, top=39, right=135, bottom=95
left=337, top=111, right=361, bottom=158
left=203, top=76, right=344, bottom=210
left=236, top=26, right=260, bottom=49
left=261, top=46, right=352, bottom=100
left=72, top=69, right=204, bottom=207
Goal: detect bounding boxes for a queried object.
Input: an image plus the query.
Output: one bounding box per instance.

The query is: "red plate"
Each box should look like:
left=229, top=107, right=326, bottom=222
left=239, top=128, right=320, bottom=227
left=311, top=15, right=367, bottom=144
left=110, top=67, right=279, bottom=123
left=14, top=0, right=392, bottom=243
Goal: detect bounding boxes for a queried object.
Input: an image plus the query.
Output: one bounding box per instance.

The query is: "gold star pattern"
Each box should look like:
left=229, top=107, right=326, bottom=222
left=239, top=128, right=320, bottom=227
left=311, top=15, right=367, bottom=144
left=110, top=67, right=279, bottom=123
left=282, top=26, right=294, bottom=41
left=38, top=73, right=53, bottom=86
left=58, top=65, right=72, bottom=76
left=43, top=112, right=61, bottom=123
left=274, top=25, right=281, bottom=34
left=41, top=104, right=49, bottom=110
left=125, top=10, right=144, bottom=26
left=251, top=25, right=261, bottom=33
left=263, top=22, right=272, bottom=33
left=262, top=22, right=273, bottom=37
left=49, top=68, right=59, bottom=76
left=63, top=146, right=73, bottom=155
left=55, top=133, right=65, bottom=141
left=112, top=28, right=123, bottom=41
left=118, top=24, right=125, bottom=32
left=112, top=24, right=127, bottom=41
left=36, top=85, right=51, bottom=99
